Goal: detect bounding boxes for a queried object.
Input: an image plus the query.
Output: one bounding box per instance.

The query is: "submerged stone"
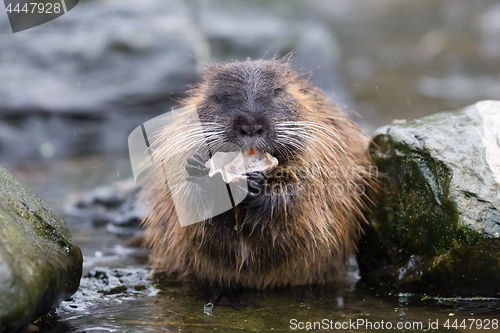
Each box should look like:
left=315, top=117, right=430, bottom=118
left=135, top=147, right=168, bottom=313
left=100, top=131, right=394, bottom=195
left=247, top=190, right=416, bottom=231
left=0, top=165, right=83, bottom=332
left=64, top=178, right=145, bottom=236
left=358, top=100, right=500, bottom=297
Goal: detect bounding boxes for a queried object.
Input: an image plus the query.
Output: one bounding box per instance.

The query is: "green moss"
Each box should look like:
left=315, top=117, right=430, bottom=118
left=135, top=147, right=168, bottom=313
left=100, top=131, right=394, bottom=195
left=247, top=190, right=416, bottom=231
left=371, top=134, right=459, bottom=262
left=11, top=199, right=71, bottom=253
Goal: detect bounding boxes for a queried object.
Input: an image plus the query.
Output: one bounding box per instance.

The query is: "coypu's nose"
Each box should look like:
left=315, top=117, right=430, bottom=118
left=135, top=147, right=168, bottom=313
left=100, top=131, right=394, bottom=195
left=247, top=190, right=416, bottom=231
left=238, top=124, right=265, bottom=137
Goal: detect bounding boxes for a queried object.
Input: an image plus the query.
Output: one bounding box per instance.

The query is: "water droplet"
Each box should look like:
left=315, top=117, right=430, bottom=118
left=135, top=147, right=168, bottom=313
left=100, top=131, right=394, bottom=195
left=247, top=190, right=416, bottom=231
left=40, top=143, right=55, bottom=158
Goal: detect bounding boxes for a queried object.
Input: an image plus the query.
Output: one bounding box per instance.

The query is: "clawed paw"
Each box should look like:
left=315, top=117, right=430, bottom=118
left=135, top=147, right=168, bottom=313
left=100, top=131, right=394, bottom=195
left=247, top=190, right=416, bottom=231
left=243, top=170, right=268, bottom=200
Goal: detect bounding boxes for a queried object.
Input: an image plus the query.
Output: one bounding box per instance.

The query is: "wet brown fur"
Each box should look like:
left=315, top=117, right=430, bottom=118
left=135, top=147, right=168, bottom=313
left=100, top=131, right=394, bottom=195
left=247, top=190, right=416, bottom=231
left=140, top=59, right=375, bottom=289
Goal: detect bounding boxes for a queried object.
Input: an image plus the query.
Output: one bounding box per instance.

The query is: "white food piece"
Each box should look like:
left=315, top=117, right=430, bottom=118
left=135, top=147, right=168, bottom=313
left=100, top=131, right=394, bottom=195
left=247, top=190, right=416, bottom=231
left=205, top=151, right=278, bottom=183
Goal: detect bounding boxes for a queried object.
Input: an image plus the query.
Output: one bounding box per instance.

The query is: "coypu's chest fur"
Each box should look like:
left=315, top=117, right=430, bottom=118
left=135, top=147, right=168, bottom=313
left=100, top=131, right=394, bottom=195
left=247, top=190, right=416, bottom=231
left=141, top=59, right=374, bottom=289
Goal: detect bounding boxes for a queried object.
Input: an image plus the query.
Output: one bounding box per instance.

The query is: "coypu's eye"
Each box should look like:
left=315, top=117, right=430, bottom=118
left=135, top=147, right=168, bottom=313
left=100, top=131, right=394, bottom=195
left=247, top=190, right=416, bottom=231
left=212, top=94, right=232, bottom=104
left=212, top=95, right=222, bottom=104
left=274, top=87, right=284, bottom=97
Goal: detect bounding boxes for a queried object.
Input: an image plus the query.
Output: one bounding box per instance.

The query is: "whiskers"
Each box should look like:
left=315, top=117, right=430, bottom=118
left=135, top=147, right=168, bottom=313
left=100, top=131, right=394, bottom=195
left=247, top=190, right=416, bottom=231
left=151, top=122, right=226, bottom=163
left=148, top=118, right=349, bottom=168
left=275, top=121, right=348, bottom=163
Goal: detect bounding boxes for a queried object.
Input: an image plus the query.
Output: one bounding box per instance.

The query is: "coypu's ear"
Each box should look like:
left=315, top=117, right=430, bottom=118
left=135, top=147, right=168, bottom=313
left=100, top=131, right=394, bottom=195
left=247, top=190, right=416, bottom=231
left=273, top=87, right=285, bottom=97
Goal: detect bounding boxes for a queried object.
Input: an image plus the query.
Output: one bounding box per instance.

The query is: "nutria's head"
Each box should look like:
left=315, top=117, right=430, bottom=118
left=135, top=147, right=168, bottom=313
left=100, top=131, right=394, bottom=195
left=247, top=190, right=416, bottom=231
left=191, top=60, right=306, bottom=162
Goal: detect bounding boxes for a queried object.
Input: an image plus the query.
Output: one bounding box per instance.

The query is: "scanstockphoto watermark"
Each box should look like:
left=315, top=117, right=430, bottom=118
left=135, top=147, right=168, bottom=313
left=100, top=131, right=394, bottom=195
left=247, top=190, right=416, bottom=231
left=273, top=164, right=379, bottom=181
left=251, top=164, right=378, bottom=199
left=290, top=318, right=425, bottom=330
left=290, top=318, right=500, bottom=331
left=3, top=0, right=79, bottom=33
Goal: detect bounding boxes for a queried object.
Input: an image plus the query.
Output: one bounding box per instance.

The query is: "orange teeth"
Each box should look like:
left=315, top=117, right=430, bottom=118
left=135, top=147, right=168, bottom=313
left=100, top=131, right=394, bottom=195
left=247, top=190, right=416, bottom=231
left=248, top=148, right=255, bottom=155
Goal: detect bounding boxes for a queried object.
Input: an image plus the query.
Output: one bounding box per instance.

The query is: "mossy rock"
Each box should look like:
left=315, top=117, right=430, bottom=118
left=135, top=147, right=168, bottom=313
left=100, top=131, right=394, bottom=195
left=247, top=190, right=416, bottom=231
left=0, top=165, right=83, bottom=332
left=358, top=100, right=500, bottom=297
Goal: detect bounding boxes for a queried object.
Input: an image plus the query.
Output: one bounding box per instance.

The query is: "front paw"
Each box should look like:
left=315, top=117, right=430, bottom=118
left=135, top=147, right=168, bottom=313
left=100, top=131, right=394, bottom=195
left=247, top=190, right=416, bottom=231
left=243, top=170, right=268, bottom=201
left=185, top=153, right=209, bottom=182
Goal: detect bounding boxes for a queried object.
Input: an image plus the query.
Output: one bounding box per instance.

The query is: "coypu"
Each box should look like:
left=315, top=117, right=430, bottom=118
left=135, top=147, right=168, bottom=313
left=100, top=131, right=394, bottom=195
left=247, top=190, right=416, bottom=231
left=140, top=58, right=374, bottom=290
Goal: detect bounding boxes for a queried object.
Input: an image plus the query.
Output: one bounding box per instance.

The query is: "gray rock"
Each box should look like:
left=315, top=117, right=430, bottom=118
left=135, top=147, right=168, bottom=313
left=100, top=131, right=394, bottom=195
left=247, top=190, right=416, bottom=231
left=0, top=165, right=82, bottom=332
left=359, top=100, right=500, bottom=296
left=64, top=179, right=145, bottom=236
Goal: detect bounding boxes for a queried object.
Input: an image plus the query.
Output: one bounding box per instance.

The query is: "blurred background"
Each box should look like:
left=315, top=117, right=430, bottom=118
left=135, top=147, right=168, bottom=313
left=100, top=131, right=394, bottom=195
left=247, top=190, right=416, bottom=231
left=1, top=0, right=499, bottom=330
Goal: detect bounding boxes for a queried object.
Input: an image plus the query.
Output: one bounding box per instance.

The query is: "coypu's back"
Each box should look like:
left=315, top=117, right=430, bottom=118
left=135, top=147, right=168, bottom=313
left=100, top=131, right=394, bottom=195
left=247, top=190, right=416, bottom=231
left=141, top=58, right=374, bottom=289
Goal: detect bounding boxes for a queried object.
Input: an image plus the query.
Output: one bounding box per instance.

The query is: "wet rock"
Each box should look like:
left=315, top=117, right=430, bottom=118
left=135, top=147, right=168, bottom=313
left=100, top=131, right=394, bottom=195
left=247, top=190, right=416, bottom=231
left=59, top=267, right=158, bottom=313
left=0, top=165, right=83, bottom=332
left=0, top=0, right=346, bottom=160
left=65, top=178, right=145, bottom=236
left=358, top=100, right=500, bottom=297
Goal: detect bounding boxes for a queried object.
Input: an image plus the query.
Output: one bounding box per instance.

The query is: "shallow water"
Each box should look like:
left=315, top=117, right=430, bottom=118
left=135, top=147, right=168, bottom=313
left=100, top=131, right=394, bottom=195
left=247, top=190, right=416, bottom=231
left=53, top=275, right=500, bottom=333
left=50, top=269, right=500, bottom=332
